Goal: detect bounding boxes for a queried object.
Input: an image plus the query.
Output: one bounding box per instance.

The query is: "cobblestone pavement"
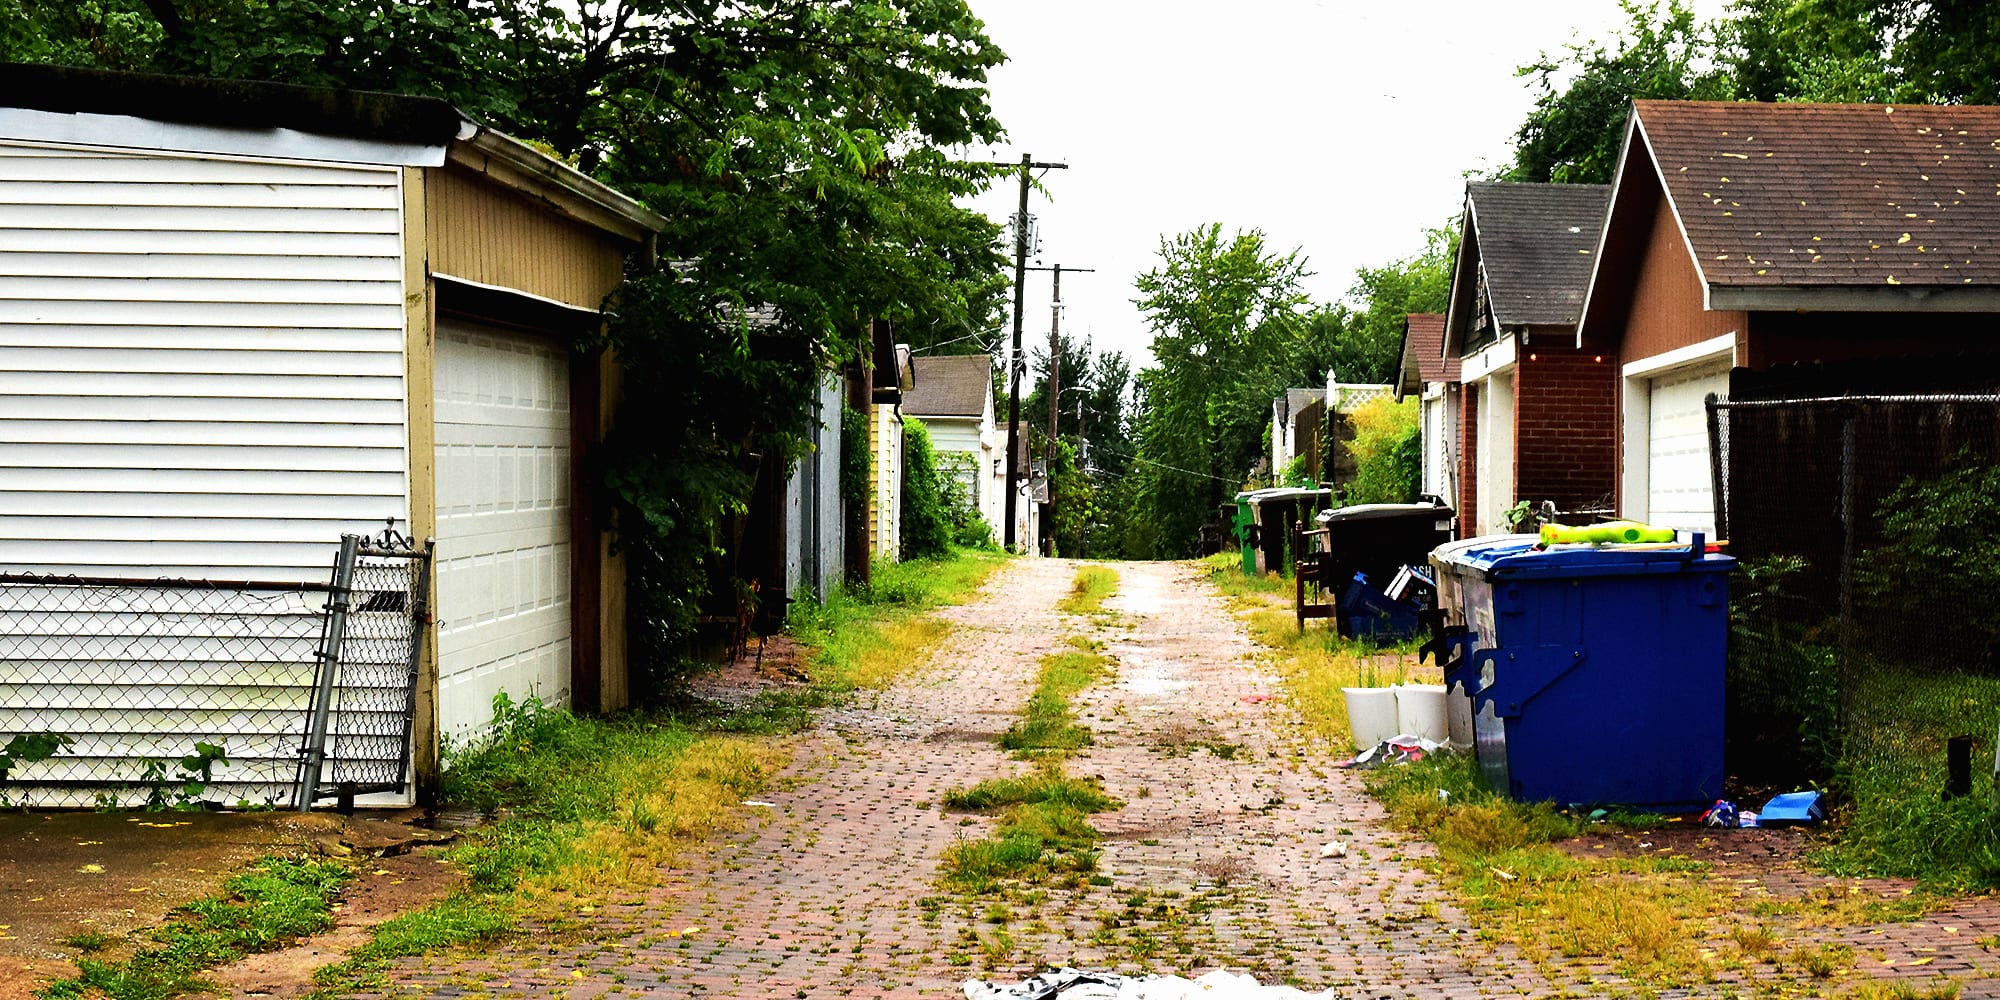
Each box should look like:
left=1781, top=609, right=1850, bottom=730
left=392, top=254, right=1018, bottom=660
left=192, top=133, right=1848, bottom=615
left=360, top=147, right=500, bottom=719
left=357, top=559, right=2000, bottom=999
left=365, top=559, right=1537, bottom=999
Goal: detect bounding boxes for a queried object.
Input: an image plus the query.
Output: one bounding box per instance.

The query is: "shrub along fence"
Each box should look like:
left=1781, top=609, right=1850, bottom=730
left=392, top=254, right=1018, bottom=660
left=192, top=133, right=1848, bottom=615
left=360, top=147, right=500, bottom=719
left=1708, top=394, right=2000, bottom=807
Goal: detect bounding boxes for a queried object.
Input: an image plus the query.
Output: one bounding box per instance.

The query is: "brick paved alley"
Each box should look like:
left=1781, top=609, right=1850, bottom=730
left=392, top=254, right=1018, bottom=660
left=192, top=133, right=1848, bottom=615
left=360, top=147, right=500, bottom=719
left=363, top=558, right=1534, bottom=999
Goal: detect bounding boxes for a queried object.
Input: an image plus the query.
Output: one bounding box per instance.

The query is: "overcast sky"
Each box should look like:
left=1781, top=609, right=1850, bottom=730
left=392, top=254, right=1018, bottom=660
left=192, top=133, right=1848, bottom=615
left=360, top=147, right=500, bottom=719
left=960, top=0, right=1730, bottom=377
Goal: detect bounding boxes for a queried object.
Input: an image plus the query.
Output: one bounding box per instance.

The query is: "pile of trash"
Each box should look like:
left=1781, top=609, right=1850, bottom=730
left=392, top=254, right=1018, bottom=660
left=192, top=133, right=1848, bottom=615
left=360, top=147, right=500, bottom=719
left=1338, top=735, right=1441, bottom=769
left=1701, top=790, right=1825, bottom=829
left=965, top=969, right=1336, bottom=1000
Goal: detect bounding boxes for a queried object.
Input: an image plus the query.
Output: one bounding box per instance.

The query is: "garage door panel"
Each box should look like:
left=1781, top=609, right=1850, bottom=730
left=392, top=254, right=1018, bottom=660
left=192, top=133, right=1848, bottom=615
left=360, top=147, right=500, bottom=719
left=1647, top=363, right=1728, bottom=535
left=435, top=319, right=572, bottom=737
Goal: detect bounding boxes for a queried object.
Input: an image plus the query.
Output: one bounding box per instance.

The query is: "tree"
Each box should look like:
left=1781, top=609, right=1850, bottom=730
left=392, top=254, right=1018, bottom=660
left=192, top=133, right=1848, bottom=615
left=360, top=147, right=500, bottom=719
left=4, top=1, right=1014, bottom=690
left=1505, top=0, right=1734, bottom=184
left=1723, top=0, right=1893, bottom=102
left=1129, top=225, right=1312, bottom=557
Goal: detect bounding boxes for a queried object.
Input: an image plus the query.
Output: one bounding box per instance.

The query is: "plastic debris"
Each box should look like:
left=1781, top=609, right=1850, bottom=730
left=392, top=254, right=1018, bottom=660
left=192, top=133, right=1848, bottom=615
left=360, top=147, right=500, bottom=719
left=1701, top=800, right=1739, bottom=828
left=1759, top=790, right=1825, bottom=825
left=1339, top=734, right=1441, bottom=769
left=965, top=969, right=1338, bottom=1000
left=1318, top=841, right=1346, bottom=858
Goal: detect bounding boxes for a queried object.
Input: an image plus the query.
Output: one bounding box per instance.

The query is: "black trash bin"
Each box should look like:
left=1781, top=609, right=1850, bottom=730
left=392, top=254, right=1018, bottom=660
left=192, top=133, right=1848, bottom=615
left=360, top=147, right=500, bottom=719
left=1248, top=488, right=1333, bottom=576
left=1316, top=497, right=1454, bottom=640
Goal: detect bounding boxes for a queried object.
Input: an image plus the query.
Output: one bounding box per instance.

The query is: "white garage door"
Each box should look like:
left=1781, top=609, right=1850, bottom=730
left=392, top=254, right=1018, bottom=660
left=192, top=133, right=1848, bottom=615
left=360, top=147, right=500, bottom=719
left=1646, top=362, right=1729, bottom=536
left=433, top=319, right=572, bottom=736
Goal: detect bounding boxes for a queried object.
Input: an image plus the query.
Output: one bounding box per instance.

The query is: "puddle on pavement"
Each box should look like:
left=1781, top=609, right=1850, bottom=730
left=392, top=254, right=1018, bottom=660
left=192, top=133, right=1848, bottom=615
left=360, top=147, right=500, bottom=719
left=1114, top=648, right=1192, bottom=696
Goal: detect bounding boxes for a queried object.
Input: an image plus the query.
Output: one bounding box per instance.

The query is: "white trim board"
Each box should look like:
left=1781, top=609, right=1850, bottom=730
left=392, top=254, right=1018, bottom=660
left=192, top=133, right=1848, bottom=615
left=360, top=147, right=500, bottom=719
left=1461, top=334, right=1517, bottom=382
left=1622, top=332, right=1737, bottom=379
left=0, top=108, right=446, bottom=167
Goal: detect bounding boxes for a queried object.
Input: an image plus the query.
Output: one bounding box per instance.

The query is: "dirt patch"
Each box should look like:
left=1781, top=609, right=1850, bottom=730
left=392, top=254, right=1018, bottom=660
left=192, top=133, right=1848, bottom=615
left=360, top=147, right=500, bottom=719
left=209, top=847, right=460, bottom=999
left=687, top=634, right=810, bottom=706
left=1562, top=819, right=1817, bottom=874
left=0, top=810, right=461, bottom=998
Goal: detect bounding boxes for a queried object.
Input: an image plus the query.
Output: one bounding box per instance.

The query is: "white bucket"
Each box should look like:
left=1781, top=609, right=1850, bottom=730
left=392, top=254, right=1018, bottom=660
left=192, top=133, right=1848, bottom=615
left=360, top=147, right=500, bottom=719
left=1342, top=686, right=1399, bottom=751
left=1445, top=680, right=1476, bottom=750
left=1395, top=684, right=1449, bottom=744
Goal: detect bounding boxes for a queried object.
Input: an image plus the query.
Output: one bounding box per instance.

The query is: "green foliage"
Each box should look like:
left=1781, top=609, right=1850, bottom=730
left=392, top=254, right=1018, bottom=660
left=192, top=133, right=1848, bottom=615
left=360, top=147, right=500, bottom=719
left=1854, top=452, right=2000, bottom=656
left=1277, top=455, right=1315, bottom=489
left=1337, top=228, right=1454, bottom=383
left=1504, top=0, right=1735, bottom=184
left=940, top=767, right=1119, bottom=893
left=0, top=732, right=72, bottom=777
left=839, top=404, right=871, bottom=514
left=999, top=638, right=1115, bottom=754
left=38, top=855, right=350, bottom=1000
left=1723, top=0, right=1894, bottom=102
left=1343, top=395, right=1421, bottom=504
left=1129, top=225, right=1311, bottom=557
left=900, top=418, right=953, bottom=560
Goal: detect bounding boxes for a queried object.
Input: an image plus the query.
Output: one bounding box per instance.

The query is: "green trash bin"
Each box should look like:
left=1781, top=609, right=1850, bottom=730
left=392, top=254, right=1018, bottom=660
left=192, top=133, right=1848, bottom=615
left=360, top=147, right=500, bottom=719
left=1231, top=493, right=1258, bottom=575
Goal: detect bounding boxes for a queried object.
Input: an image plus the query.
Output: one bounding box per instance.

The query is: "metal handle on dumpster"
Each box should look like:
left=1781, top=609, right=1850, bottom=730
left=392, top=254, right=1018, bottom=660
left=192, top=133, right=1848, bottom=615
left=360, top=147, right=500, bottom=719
left=1467, top=644, right=1588, bottom=718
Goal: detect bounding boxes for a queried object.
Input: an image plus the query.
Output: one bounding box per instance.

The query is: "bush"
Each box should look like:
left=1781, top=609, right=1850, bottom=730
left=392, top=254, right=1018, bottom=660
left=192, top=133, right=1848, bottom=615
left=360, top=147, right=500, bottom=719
left=1342, top=395, right=1420, bottom=504
left=900, top=418, right=953, bottom=559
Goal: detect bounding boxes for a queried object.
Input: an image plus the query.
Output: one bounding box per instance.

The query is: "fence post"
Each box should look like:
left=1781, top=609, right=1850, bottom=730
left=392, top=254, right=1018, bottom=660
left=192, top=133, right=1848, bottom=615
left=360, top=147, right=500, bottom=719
left=296, top=534, right=361, bottom=811
left=1705, top=393, right=1728, bottom=539
left=393, top=540, right=434, bottom=798
left=1836, top=411, right=1858, bottom=753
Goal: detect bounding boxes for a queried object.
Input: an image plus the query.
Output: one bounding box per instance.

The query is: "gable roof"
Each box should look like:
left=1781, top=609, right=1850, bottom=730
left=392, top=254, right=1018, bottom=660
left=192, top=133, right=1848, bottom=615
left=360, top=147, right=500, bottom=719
left=1467, top=181, right=1611, bottom=326
left=903, top=354, right=991, bottom=418
left=1394, top=313, right=1456, bottom=398
left=1620, top=99, right=2000, bottom=312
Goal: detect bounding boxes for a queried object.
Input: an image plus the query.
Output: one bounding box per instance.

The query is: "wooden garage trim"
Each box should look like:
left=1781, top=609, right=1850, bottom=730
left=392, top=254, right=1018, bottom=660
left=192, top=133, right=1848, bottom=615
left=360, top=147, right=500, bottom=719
left=401, top=164, right=442, bottom=802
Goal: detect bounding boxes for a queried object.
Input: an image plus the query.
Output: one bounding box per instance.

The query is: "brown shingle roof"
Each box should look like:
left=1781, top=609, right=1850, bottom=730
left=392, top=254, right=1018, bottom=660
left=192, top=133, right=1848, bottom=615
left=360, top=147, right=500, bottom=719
left=902, top=354, right=991, bottom=418
left=1407, top=313, right=1458, bottom=383
left=1467, top=182, right=1610, bottom=326
left=1638, top=99, right=2000, bottom=291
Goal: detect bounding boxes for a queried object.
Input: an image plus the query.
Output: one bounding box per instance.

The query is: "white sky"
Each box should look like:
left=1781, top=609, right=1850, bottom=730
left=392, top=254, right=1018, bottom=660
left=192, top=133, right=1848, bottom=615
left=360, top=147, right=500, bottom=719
left=962, top=0, right=1730, bottom=375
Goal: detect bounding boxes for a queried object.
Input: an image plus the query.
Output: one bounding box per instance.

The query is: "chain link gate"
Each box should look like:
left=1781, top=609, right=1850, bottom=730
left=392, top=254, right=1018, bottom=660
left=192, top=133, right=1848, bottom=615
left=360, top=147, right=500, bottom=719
left=295, top=529, right=433, bottom=811
left=0, top=528, right=430, bottom=809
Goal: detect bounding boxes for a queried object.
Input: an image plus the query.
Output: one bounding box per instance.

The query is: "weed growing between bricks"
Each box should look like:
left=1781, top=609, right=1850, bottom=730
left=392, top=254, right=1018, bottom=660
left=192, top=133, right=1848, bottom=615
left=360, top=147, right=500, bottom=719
left=309, top=549, right=1004, bottom=995
left=938, top=568, right=1123, bottom=937
left=1057, top=565, right=1120, bottom=616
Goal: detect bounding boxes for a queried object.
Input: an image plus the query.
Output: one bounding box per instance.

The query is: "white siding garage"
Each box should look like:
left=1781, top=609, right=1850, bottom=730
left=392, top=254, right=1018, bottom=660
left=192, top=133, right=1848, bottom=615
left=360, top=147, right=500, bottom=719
left=0, top=141, right=410, bottom=579
left=432, top=319, right=573, bottom=737
left=1645, top=361, right=1729, bottom=536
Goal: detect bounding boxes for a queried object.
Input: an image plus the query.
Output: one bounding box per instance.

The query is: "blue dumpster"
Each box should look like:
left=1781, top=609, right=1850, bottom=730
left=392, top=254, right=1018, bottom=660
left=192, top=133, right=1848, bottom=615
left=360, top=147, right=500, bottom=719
left=1429, top=533, right=1734, bottom=810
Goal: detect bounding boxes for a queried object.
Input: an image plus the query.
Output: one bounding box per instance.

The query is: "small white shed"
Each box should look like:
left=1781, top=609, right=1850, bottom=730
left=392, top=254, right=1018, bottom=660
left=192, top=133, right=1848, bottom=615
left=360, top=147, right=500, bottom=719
left=0, top=65, right=664, bottom=804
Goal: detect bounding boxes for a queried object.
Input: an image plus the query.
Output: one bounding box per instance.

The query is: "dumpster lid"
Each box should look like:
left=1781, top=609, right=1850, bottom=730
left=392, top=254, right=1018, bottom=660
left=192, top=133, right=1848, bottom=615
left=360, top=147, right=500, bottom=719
left=1317, top=501, right=1453, bottom=524
left=1431, top=532, right=1734, bottom=579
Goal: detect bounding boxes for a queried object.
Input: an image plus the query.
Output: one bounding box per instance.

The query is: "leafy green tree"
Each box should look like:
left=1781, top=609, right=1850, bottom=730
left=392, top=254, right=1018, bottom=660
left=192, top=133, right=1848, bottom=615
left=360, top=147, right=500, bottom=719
left=6, top=0, right=1013, bottom=689
left=1129, top=225, right=1311, bottom=556
left=1336, top=227, right=1453, bottom=384
left=1505, top=0, right=1734, bottom=184
left=1723, top=0, right=1893, bottom=102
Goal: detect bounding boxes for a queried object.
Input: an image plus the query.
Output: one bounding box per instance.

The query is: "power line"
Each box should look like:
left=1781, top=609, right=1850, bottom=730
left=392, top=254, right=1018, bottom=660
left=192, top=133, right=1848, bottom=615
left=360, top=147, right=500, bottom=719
left=1086, top=444, right=1243, bottom=485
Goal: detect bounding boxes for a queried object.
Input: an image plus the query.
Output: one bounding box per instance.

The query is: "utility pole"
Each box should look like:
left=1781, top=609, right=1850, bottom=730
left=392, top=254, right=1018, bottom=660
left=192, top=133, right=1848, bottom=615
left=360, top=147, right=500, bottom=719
left=1025, top=263, right=1093, bottom=556
left=995, top=153, right=1067, bottom=553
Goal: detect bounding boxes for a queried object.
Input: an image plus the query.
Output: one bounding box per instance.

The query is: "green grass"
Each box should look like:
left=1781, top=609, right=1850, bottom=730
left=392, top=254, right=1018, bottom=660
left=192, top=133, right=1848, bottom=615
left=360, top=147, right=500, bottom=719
left=1199, top=551, right=1288, bottom=602
left=312, top=547, right=1005, bottom=994
left=939, top=766, right=1121, bottom=893
left=1056, top=565, right=1120, bottom=615
left=999, top=638, right=1114, bottom=754
left=39, top=855, right=351, bottom=1000
left=786, top=548, right=1005, bottom=690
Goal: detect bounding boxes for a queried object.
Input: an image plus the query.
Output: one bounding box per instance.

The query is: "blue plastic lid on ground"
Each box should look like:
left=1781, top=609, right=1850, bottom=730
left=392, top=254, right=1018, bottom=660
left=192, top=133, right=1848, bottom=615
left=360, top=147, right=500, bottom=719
left=1759, top=790, right=1826, bottom=824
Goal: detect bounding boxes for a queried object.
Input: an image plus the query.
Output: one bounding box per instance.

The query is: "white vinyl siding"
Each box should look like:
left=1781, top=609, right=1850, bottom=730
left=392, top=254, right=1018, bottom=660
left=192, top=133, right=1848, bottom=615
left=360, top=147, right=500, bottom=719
left=433, top=319, right=572, bottom=737
left=0, top=141, right=410, bottom=581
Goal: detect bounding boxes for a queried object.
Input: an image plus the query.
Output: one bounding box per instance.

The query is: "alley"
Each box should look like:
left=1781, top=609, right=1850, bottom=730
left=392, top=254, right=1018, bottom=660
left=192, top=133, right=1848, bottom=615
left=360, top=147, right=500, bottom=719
left=363, top=559, right=1528, bottom=999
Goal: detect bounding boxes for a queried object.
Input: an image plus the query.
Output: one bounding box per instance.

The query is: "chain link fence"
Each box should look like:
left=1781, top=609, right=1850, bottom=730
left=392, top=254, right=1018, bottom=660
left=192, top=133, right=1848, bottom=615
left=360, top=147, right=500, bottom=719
left=0, top=532, right=429, bottom=809
left=1709, top=393, right=2000, bottom=797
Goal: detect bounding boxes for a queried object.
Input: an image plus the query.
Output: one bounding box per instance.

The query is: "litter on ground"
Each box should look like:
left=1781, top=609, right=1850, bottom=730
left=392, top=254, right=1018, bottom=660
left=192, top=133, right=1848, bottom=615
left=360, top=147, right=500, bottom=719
left=965, top=969, right=1337, bottom=1000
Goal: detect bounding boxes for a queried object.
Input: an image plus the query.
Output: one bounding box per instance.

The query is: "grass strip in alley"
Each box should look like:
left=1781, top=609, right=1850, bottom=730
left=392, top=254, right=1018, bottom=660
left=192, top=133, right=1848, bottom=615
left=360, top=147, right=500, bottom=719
left=941, top=567, right=1122, bottom=902
left=305, top=547, right=1004, bottom=997
left=1206, top=553, right=1942, bottom=995
left=1057, top=565, right=1120, bottom=616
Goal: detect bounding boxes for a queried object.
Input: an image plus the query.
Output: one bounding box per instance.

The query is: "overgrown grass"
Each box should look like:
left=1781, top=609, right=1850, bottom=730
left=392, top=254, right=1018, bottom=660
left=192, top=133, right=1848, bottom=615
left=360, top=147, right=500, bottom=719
left=1000, top=638, right=1115, bottom=754
left=40, top=855, right=351, bottom=1000
left=786, top=548, right=1005, bottom=690
left=1056, top=565, right=1119, bottom=615
left=1200, top=551, right=1288, bottom=603
left=312, top=547, right=1005, bottom=994
left=940, top=764, right=1121, bottom=894
left=1237, top=604, right=1428, bottom=750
